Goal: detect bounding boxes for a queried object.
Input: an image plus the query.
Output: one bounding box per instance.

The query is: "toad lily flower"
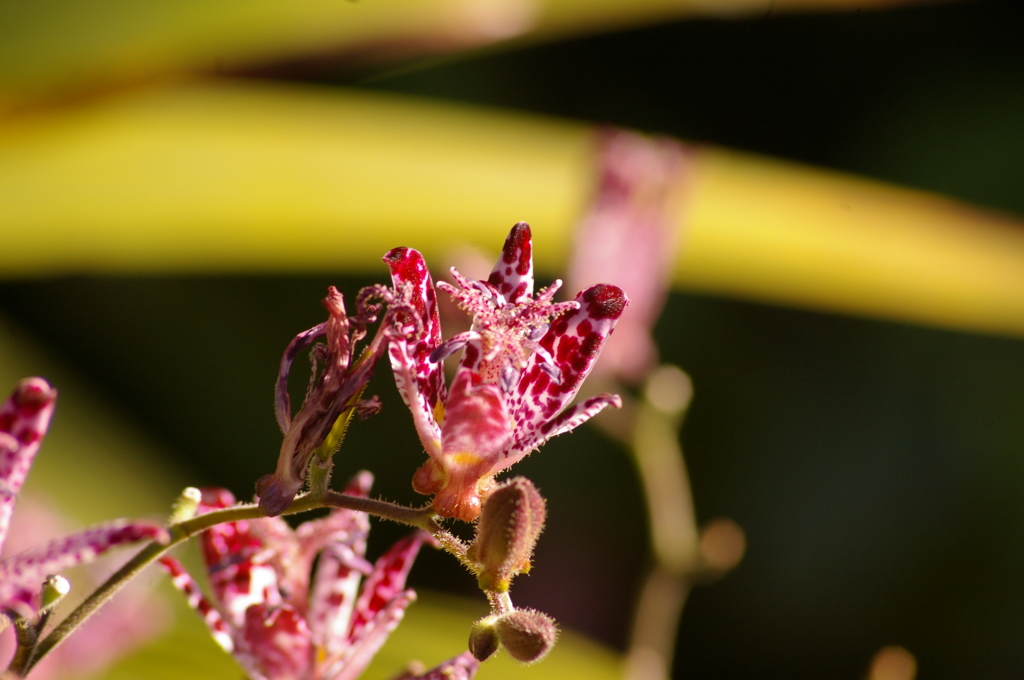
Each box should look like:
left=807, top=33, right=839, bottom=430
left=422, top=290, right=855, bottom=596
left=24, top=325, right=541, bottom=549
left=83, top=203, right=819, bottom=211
left=384, top=223, right=628, bottom=522
left=0, top=378, right=168, bottom=629
left=161, top=473, right=439, bottom=680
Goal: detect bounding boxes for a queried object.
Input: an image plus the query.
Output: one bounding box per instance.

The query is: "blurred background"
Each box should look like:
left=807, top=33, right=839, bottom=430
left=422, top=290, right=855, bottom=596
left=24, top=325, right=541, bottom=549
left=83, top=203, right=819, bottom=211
left=1, top=0, right=1023, bottom=678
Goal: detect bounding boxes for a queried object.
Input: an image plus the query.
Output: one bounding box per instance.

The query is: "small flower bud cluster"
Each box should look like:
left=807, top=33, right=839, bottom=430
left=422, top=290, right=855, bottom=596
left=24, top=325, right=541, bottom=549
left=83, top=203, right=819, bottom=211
left=463, top=477, right=558, bottom=665
left=469, top=609, right=559, bottom=664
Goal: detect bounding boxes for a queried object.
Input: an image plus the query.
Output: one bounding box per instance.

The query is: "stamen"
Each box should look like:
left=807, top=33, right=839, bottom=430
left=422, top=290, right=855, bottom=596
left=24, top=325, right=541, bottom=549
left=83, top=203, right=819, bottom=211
left=429, top=334, right=475, bottom=363
left=527, top=323, right=549, bottom=343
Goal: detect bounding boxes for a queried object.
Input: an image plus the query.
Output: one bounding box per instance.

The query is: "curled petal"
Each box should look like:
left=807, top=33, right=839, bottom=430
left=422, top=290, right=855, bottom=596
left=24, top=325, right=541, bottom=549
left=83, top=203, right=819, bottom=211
left=259, top=288, right=393, bottom=517
left=274, top=322, right=327, bottom=435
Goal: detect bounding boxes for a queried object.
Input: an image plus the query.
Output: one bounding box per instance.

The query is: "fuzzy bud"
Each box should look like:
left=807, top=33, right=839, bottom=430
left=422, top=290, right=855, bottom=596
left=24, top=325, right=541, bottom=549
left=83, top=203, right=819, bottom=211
left=467, top=477, right=546, bottom=592
left=468, top=616, right=500, bottom=662
left=494, top=609, right=558, bottom=664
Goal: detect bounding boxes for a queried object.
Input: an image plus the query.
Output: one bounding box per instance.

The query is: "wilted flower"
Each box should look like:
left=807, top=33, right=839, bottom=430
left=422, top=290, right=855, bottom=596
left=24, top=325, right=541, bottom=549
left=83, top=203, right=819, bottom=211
left=0, top=378, right=167, bottom=629
left=384, top=223, right=628, bottom=521
left=258, top=286, right=401, bottom=516
left=161, top=473, right=436, bottom=680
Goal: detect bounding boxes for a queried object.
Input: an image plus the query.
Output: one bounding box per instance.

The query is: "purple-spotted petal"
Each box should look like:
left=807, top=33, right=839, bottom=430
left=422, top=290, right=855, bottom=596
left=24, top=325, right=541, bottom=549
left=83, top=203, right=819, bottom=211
left=196, top=489, right=286, bottom=623
left=486, top=222, right=534, bottom=304
left=509, top=284, right=627, bottom=442
left=0, top=378, right=57, bottom=554
left=0, top=520, right=167, bottom=607
left=503, top=393, right=623, bottom=474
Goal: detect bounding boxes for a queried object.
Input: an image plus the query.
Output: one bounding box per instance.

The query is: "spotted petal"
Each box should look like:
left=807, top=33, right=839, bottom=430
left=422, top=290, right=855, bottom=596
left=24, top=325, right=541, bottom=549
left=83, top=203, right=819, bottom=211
left=0, top=378, right=57, bottom=554
left=347, top=531, right=431, bottom=643
left=384, top=247, right=446, bottom=459
left=324, top=590, right=416, bottom=680
left=486, top=221, right=534, bottom=304
left=504, top=283, right=628, bottom=468
left=0, top=520, right=168, bottom=610
left=307, top=472, right=374, bottom=655
left=159, top=556, right=238, bottom=655
left=197, top=489, right=285, bottom=624
left=243, top=604, right=313, bottom=680
left=324, top=531, right=430, bottom=680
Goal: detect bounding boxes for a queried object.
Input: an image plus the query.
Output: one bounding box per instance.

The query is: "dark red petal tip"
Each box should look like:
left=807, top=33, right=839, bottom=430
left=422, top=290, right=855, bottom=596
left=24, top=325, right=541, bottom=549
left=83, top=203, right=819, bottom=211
left=580, top=284, right=628, bottom=320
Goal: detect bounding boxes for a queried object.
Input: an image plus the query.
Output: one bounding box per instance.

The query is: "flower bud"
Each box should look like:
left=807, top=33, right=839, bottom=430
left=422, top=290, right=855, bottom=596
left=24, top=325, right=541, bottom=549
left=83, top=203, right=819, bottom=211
left=468, top=616, right=500, bottom=662
left=167, top=487, right=202, bottom=524
left=467, top=477, right=546, bottom=592
left=494, top=609, right=558, bottom=664
left=39, top=574, right=70, bottom=616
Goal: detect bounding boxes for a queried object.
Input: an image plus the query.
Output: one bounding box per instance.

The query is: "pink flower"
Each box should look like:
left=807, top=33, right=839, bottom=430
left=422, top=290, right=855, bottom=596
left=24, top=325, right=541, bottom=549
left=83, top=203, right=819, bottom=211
left=161, top=473, right=435, bottom=680
left=384, top=223, right=628, bottom=522
left=0, top=378, right=167, bottom=628
left=567, top=130, right=690, bottom=384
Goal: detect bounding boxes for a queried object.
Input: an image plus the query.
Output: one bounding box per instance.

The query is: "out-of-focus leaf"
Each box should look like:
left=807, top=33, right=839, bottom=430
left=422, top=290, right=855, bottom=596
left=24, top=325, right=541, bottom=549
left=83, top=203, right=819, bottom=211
left=2, top=81, right=1022, bottom=337
left=680, top=148, right=1024, bottom=336
left=0, top=0, right=956, bottom=113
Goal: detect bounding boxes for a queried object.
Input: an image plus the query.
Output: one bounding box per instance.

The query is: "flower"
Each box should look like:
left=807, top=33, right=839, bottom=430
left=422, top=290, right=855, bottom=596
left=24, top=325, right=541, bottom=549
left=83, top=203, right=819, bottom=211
left=384, top=223, right=628, bottom=522
left=161, top=472, right=436, bottom=680
left=567, top=129, right=690, bottom=384
left=257, top=285, right=398, bottom=516
left=0, top=378, right=168, bottom=628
